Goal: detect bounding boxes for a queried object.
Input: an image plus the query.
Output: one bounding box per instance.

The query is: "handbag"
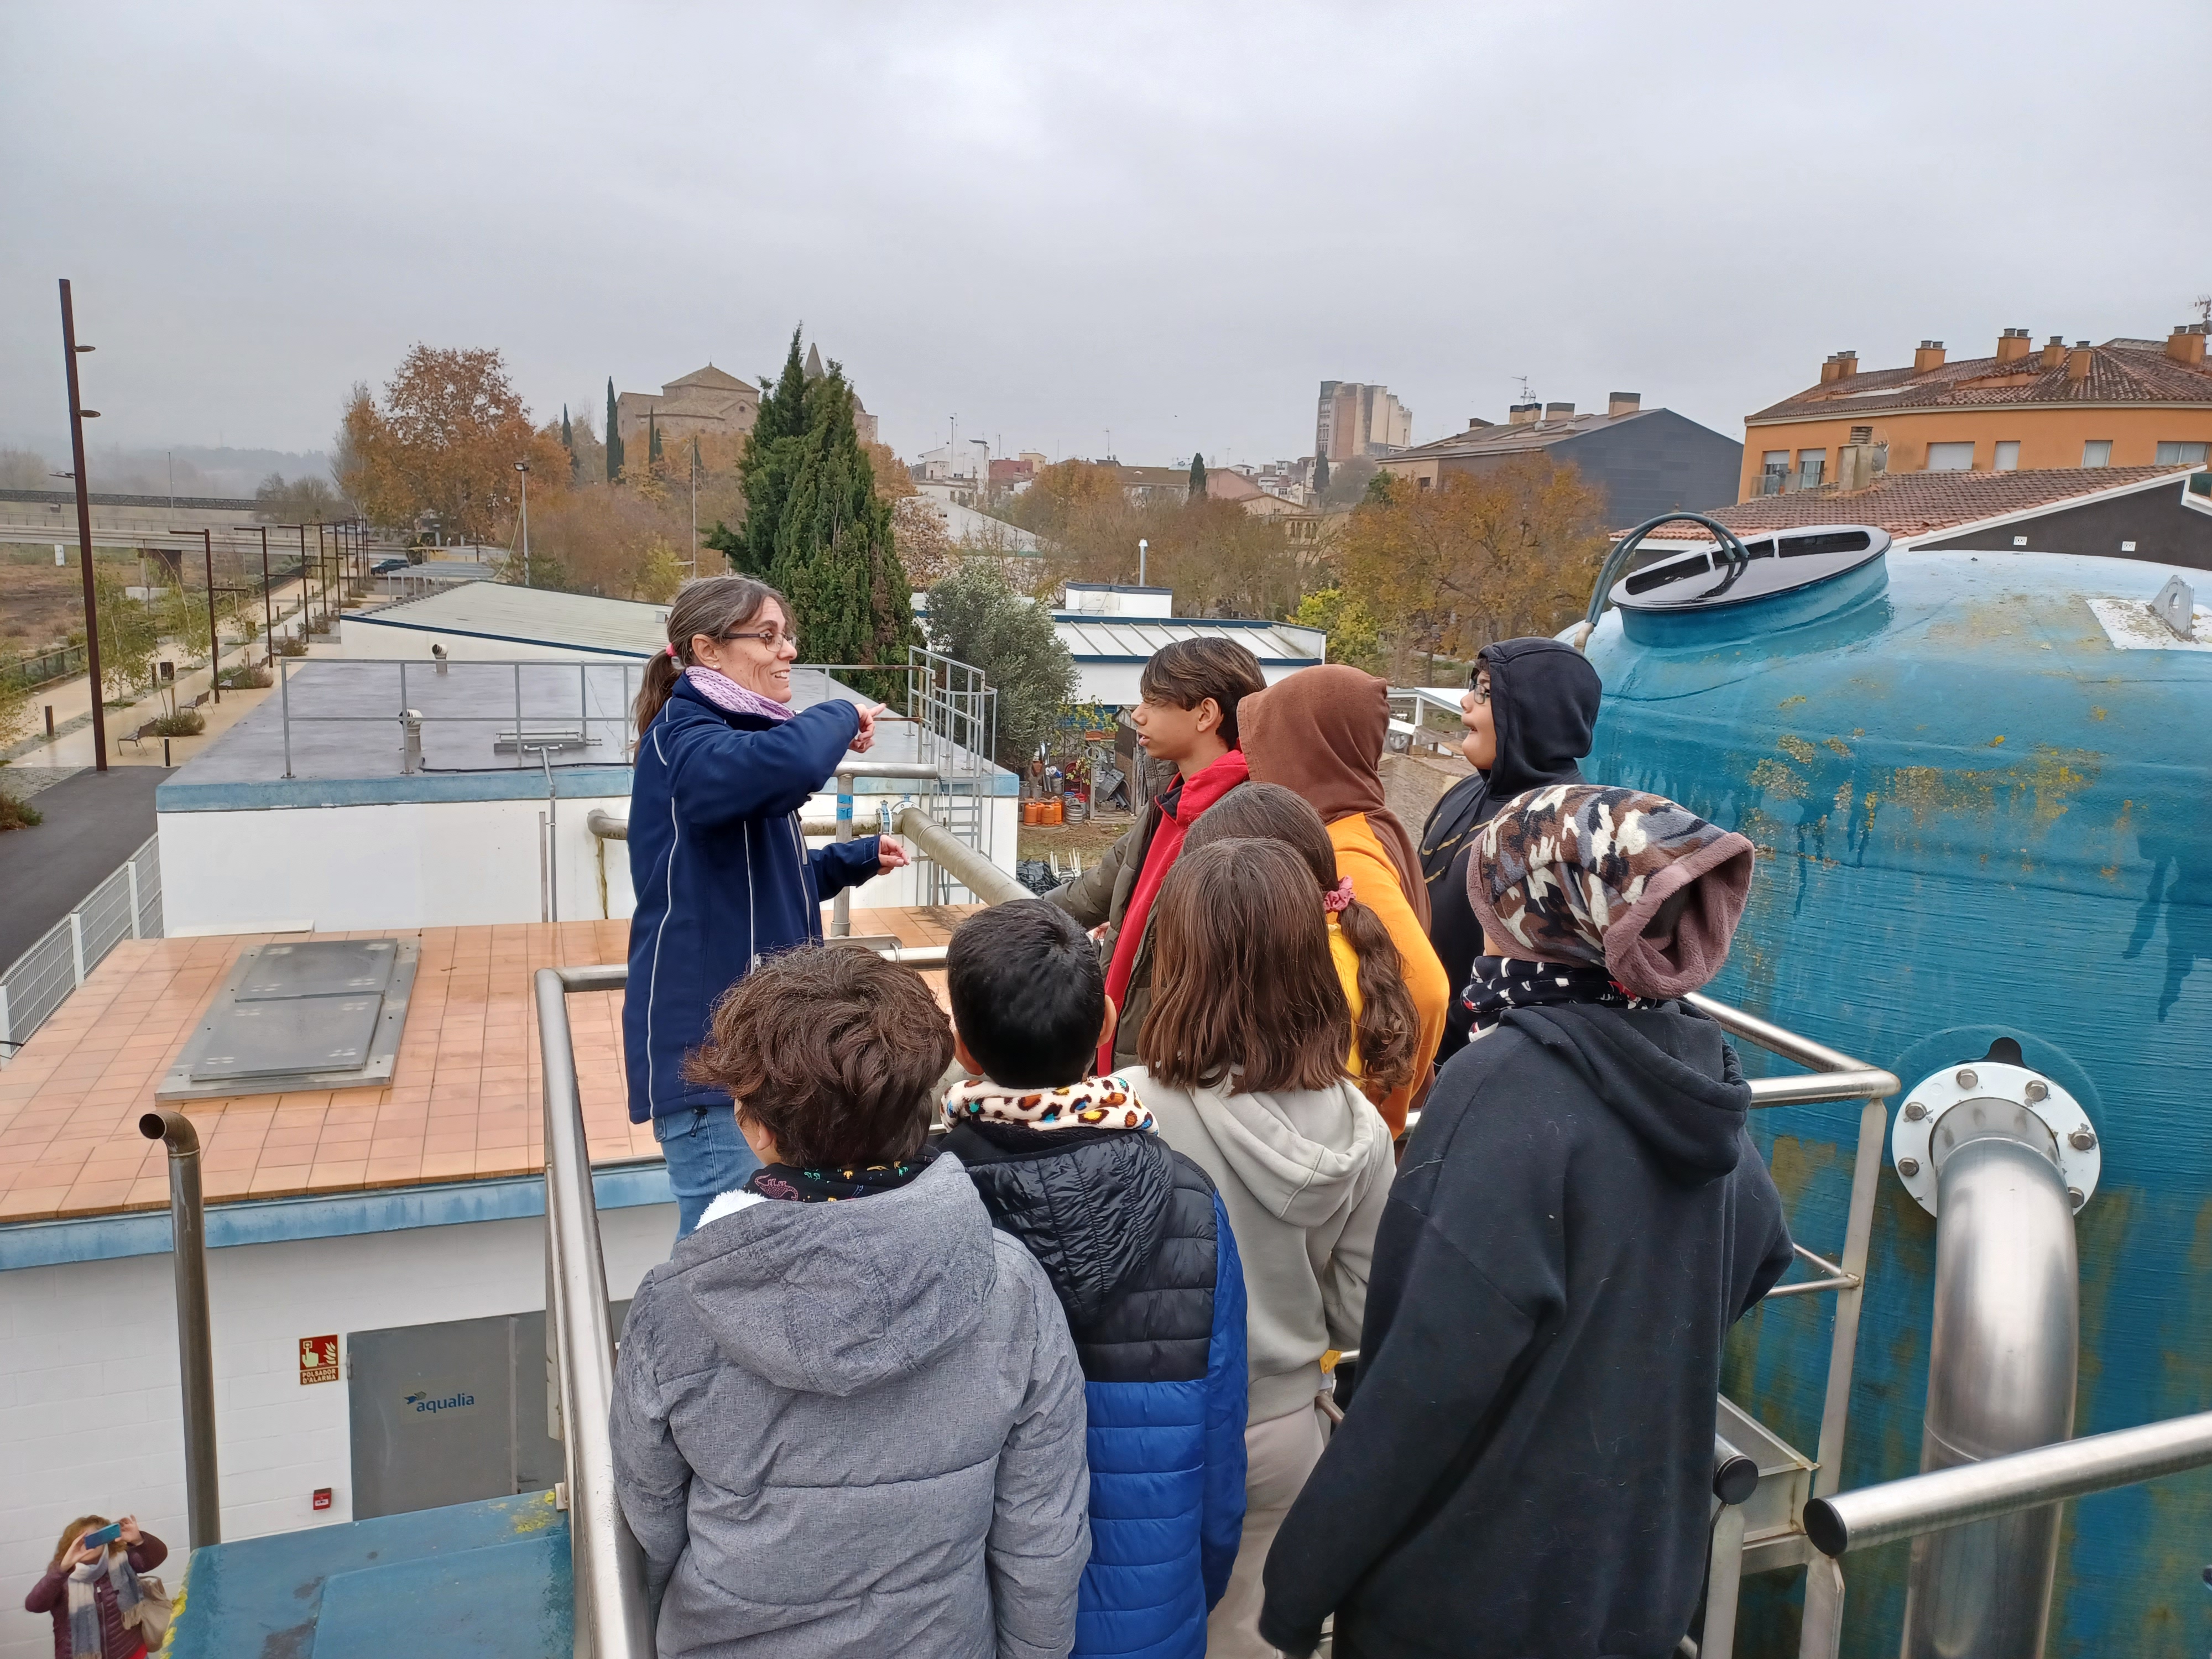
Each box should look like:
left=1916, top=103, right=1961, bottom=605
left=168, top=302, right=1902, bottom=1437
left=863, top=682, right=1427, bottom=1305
left=126, top=1574, right=172, bottom=1648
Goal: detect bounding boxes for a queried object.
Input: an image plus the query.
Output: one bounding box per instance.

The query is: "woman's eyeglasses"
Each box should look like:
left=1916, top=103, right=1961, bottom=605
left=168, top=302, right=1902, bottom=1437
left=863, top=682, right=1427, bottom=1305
left=720, top=627, right=799, bottom=649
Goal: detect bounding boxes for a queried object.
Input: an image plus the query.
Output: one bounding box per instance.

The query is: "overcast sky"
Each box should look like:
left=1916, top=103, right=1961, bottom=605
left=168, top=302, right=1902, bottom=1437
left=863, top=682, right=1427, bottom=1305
left=4, top=1, right=2208, bottom=474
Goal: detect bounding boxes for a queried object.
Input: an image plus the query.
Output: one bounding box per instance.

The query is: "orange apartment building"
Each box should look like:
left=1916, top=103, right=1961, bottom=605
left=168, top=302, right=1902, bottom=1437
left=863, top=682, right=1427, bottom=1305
left=1739, top=322, right=2212, bottom=500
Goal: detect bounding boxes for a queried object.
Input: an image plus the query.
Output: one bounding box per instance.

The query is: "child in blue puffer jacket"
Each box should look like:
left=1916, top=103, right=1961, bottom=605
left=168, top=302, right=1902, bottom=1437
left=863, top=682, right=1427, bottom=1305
left=942, top=900, right=1248, bottom=1659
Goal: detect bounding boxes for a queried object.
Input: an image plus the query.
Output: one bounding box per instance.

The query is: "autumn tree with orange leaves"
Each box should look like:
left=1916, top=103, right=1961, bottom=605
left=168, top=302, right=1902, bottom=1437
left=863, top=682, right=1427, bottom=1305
left=1337, top=457, right=1609, bottom=680
left=340, top=346, right=565, bottom=542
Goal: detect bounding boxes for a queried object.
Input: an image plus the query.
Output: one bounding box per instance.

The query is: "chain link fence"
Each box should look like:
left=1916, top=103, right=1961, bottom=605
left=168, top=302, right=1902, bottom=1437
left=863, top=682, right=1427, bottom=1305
left=0, top=835, right=162, bottom=1063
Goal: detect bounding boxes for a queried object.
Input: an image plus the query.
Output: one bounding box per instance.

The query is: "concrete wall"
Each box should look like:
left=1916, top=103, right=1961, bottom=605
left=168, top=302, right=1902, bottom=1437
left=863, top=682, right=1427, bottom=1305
left=335, top=620, right=655, bottom=667
left=0, top=1203, right=672, bottom=1659
left=157, top=789, right=1021, bottom=933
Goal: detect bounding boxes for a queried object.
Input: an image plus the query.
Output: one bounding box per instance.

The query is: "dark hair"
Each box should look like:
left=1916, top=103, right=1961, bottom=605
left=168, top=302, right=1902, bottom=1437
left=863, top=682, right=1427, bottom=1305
left=947, top=901, right=1104, bottom=1088
left=1184, top=784, right=1420, bottom=1098
left=684, top=946, right=953, bottom=1168
left=1138, top=638, right=1266, bottom=749
left=1140, top=838, right=1350, bottom=1094
left=633, top=575, right=790, bottom=735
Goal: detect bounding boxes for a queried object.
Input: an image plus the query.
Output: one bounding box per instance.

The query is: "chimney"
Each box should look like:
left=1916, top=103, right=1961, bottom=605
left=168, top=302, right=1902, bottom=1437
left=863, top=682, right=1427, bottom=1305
left=1834, top=350, right=1858, bottom=380
left=1543, top=401, right=1575, bottom=424
left=1608, top=391, right=1641, bottom=417
left=1995, top=327, right=2032, bottom=364
left=1466, top=416, right=1495, bottom=430
left=2168, top=324, right=2209, bottom=369
left=1508, top=401, right=1540, bottom=426
left=1913, top=340, right=1947, bottom=373
left=2067, top=341, right=2094, bottom=383
left=2040, top=335, right=2067, bottom=371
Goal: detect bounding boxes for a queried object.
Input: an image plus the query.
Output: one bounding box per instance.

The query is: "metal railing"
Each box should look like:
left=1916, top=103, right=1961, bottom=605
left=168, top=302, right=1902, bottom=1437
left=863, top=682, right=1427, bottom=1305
left=273, top=657, right=643, bottom=779
left=1675, top=992, right=1897, bottom=1659
left=537, top=965, right=654, bottom=1659
left=1804, top=1408, right=2212, bottom=1557
left=0, top=833, right=161, bottom=1062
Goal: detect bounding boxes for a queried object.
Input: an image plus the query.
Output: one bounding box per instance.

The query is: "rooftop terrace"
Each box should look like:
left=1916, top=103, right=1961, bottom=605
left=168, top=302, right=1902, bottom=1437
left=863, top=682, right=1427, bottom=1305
left=0, top=909, right=970, bottom=1231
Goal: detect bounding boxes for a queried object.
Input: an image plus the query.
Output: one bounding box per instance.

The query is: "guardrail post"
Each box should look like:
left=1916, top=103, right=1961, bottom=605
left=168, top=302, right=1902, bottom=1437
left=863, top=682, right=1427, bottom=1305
left=279, top=655, right=293, bottom=779
left=139, top=1109, right=220, bottom=1548
left=68, top=911, right=85, bottom=987
left=833, top=770, right=854, bottom=938
left=126, top=859, right=142, bottom=941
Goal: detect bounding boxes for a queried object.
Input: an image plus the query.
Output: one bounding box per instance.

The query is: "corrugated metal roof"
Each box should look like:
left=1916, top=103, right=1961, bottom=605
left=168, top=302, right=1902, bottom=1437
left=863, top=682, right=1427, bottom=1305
left=1054, top=617, right=1326, bottom=664
left=348, top=583, right=670, bottom=657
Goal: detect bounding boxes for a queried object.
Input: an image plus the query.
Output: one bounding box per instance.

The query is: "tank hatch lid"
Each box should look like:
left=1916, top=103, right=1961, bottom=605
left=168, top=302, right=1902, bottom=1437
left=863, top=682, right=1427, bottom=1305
left=158, top=938, right=419, bottom=1102
left=1611, top=525, right=1890, bottom=611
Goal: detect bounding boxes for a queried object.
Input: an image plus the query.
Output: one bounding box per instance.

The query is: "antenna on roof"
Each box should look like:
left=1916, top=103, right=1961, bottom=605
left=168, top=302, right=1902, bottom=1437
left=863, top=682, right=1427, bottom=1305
left=2197, top=293, right=2212, bottom=328
left=1515, top=375, right=1536, bottom=404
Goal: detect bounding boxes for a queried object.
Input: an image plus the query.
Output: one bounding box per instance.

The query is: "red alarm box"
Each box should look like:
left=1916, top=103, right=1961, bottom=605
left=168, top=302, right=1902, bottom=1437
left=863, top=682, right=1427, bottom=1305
left=312, top=1488, right=333, bottom=1512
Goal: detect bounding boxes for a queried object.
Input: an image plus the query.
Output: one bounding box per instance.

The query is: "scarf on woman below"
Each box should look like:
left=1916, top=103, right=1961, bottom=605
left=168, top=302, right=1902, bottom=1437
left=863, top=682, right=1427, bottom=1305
left=1461, top=955, right=1647, bottom=1036
left=1238, top=664, right=1430, bottom=929
left=746, top=1144, right=936, bottom=1203
left=684, top=664, right=794, bottom=724
left=66, top=1551, right=139, bottom=1658
left=943, top=1073, right=1152, bottom=1133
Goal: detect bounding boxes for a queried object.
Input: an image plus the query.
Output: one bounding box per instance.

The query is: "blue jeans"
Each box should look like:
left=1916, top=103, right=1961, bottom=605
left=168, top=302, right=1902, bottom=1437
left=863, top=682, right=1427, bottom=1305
left=654, top=1104, right=761, bottom=1242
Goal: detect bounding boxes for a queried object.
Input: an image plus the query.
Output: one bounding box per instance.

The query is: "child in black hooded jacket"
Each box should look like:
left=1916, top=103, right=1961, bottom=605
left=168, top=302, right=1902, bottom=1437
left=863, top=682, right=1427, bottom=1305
left=1260, top=785, right=1794, bottom=1659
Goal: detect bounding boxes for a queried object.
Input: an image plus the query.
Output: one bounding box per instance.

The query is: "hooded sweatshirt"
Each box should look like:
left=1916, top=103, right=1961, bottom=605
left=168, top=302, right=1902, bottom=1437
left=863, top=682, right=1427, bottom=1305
left=1418, top=638, right=1604, bottom=1065
left=610, top=1153, right=1091, bottom=1659
left=1133, top=1071, right=1395, bottom=1425
left=947, top=1117, right=1249, bottom=1659
left=1256, top=1001, right=1794, bottom=1659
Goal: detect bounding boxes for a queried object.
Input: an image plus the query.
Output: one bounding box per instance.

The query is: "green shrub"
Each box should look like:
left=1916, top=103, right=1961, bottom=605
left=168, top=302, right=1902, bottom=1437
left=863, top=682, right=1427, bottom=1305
left=276, top=636, right=310, bottom=658
left=152, top=709, right=205, bottom=737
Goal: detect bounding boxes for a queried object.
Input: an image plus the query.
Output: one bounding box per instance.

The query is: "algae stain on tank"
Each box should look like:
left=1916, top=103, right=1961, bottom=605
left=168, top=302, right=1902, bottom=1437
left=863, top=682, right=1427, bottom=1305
left=1585, top=537, right=2212, bottom=1656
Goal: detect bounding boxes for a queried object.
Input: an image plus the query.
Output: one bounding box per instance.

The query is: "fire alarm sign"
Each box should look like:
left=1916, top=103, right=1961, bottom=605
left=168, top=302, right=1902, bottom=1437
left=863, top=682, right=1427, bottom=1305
left=299, top=1335, right=340, bottom=1385
left=312, top=1488, right=333, bottom=1511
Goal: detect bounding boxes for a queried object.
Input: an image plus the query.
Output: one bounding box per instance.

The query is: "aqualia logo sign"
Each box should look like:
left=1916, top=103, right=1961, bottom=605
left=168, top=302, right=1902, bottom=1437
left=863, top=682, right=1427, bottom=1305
left=404, top=1389, right=477, bottom=1416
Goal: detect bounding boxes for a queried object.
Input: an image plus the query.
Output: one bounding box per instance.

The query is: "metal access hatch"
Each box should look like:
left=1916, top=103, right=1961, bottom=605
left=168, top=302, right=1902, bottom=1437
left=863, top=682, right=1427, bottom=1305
left=158, top=938, right=419, bottom=1101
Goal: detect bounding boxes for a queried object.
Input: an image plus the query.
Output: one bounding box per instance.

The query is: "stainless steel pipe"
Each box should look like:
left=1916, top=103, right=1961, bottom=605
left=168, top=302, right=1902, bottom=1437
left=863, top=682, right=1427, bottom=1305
left=138, top=1109, right=220, bottom=1548
left=537, top=968, right=653, bottom=1658
left=1901, top=1122, right=2079, bottom=1658
left=1807, top=1408, right=2212, bottom=1556
left=893, top=805, right=1030, bottom=906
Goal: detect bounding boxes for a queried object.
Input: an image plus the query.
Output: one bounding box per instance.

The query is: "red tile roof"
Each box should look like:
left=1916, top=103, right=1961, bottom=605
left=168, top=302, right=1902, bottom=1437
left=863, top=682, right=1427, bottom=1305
left=1648, top=466, right=2190, bottom=540
left=1750, top=338, right=2212, bottom=424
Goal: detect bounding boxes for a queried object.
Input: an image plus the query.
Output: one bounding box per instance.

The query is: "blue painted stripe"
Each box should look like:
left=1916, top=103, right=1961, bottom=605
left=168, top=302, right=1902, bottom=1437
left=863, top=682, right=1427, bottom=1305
left=155, top=767, right=639, bottom=812
left=0, top=1161, right=674, bottom=1271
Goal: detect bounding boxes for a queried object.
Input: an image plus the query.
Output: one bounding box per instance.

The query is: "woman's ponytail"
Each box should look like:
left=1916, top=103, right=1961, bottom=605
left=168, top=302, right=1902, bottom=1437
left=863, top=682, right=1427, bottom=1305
left=1335, top=895, right=1421, bottom=1100
left=631, top=573, right=790, bottom=741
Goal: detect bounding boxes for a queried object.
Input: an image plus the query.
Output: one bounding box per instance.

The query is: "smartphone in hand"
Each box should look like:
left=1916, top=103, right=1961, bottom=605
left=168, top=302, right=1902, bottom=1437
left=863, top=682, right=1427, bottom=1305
left=80, top=1523, right=122, bottom=1550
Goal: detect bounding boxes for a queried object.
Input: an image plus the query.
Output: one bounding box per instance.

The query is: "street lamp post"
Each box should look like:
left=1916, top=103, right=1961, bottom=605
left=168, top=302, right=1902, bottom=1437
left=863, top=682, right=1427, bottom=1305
left=514, top=461, right=531, bottom=588
left=233, top=526, right=275, bottom=661
left=58, top=279, right=107, bottom=771
left=166, top=529, right=221, bottom=703
left=1138, top=538, right=1148, bottom=586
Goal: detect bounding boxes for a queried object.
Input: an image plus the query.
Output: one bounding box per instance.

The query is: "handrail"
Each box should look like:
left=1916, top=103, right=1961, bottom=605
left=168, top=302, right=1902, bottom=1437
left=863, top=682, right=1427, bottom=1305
left=1804, top=1408, right=2212, bottom=1557
left=537, top=966, right=653, bottom=1658
left=139, top=1109, right=220, bottom=1549
left=894, top=805, right=1030, bottom=905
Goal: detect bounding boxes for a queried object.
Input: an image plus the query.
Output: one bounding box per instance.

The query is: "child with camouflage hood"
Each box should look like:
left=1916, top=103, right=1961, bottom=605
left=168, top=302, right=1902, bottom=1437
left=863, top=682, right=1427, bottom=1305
left=1258, top=784, right=1795, bottom=1659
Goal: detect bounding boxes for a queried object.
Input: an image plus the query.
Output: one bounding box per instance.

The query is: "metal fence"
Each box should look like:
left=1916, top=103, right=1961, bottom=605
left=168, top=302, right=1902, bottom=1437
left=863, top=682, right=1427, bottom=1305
left=0, top=834, right=162, bottom=1062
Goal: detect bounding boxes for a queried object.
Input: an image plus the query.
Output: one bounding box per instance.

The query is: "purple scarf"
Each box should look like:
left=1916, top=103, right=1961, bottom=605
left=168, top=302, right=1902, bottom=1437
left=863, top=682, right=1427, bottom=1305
left=685, top=664, right=794, bottom=724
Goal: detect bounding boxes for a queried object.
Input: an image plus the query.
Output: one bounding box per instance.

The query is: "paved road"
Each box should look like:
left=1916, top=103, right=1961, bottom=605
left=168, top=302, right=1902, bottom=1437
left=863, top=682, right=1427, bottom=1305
left=0, top=766, right=170, bottom=966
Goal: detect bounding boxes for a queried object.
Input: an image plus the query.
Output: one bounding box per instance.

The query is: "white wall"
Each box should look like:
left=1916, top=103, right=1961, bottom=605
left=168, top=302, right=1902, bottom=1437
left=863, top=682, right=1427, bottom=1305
left=158, top=790, right=1021, bottom=933
left=0, top=1203, right=672, bottom=1659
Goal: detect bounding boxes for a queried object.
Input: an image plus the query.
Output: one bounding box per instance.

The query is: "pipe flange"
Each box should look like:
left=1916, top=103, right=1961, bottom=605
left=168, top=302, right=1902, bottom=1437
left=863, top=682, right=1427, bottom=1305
left=1891, top=1062, right=2099, bottom=1218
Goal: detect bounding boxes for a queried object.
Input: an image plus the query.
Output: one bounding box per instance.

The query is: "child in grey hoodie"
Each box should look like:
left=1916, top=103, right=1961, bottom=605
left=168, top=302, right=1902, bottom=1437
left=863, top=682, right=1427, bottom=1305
left=1130, top=839, right=1395, bottom=1658
left=611, top=945, right=1091, bottom=1659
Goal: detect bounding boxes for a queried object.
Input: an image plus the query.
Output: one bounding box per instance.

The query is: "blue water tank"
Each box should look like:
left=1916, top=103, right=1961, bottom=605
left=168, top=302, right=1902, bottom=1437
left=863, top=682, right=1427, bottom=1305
left=1583, top=534, right=2212, bottom=1653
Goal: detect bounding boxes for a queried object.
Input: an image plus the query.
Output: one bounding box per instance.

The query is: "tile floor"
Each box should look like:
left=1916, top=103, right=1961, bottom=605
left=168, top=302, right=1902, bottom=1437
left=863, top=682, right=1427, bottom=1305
left=0, top=905, right=974, bottom=1224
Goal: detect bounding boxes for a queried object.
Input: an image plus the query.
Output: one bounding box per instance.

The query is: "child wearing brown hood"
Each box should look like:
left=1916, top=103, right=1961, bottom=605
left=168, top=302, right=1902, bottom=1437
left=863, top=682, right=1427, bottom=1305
left=1256, top=784, right=1795, bottom=1659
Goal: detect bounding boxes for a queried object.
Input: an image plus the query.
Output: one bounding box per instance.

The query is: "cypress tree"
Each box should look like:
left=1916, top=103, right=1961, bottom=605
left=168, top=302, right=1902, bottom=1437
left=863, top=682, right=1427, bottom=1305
left=649, top=411, right=662, bottom=465
left=1189, top=452, right=1207, bottom=499
left=561, top=406, right=577, bottom=481
left=605, top=379, right=625, bottom=482
left=1313, top=451, right=1330, bottom=493
left=731, top=330, right=812, bottom=581
left=749, top=337, right=917, bottom=699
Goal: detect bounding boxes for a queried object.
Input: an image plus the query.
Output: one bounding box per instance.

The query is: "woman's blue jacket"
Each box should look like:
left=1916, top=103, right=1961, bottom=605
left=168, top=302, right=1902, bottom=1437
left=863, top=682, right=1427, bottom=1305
left=623, top=680, right=882, bottom=1123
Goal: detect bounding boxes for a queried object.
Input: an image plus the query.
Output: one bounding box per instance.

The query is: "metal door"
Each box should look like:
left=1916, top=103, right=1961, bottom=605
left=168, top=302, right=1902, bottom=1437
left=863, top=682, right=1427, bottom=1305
left=347, top=1305, right=626, bottom=1520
